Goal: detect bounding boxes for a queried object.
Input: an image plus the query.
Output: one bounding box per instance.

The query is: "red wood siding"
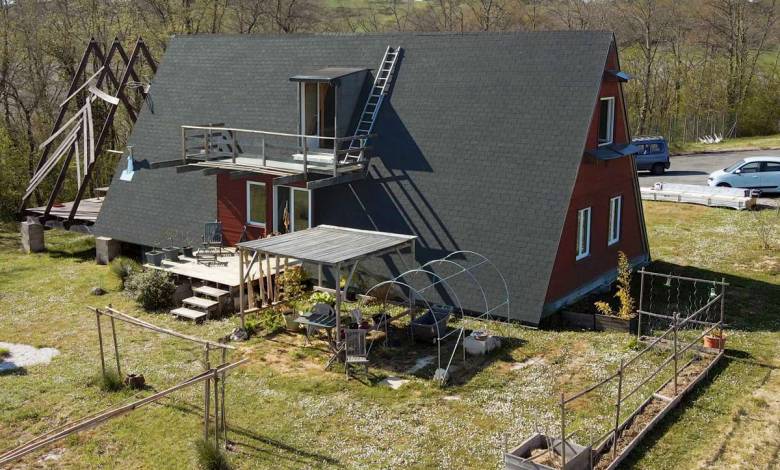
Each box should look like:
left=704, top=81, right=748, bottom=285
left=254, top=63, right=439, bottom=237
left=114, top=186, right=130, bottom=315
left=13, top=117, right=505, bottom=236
left=545, top=43, right=647, bottom=303
left=217, top=174, right=274, bottom=245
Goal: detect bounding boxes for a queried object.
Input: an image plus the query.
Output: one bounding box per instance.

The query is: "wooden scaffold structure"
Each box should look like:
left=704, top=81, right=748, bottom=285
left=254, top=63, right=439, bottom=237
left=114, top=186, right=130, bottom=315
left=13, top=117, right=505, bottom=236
left=18, top=37, right=156, bottom=226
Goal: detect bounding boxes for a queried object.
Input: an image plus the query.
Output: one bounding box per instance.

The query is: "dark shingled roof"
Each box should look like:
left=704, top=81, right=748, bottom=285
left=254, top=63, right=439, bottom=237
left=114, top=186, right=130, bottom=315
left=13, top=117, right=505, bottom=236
left=290, top=67, right=368, bottom=84
left=95, top=31, right=614, bottom=323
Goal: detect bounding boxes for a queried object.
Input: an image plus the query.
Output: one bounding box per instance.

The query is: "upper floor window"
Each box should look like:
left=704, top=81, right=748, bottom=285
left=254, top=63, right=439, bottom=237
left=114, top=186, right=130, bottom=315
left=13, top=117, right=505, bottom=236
left=576, top=207, right=591, bottom=260
left=598, top=97, right=615, bottom=146
left=608, top=196, right=622, bottom=245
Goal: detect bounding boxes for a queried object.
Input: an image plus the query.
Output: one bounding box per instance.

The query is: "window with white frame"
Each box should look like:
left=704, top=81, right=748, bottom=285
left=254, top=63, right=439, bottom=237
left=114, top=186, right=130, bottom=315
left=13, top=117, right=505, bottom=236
left=608, top=196, right=622, bottom=245
left=576, top=207, right=591, bottom=260
left=246, top=181, right=266, bottom=227
left=598, top=97, right=615, bottom=146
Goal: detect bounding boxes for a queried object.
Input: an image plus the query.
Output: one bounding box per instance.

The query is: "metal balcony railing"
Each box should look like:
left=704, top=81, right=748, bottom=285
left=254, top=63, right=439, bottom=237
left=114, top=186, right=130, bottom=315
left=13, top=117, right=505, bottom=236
left=180, top=124, right=375, bottom=177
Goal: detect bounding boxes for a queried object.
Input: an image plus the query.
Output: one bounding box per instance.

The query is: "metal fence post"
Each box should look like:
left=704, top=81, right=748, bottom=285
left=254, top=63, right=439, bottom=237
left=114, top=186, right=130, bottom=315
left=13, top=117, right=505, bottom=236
left=231, top=131, right=237, bottom=164
left=560, top=393, right=567, bottom=468
left=181, top=127, right=186, bottom=162
left=719, top=278, right=726, bottom=353
left=638, top=269, right=645, bottom=342
left=303, top=141, right=308, bottom=174
left=673, top=312, right=678, bottom=396
left=612, top=359, right=624, bottom=461
left=261, top=137, right=266, bottom=166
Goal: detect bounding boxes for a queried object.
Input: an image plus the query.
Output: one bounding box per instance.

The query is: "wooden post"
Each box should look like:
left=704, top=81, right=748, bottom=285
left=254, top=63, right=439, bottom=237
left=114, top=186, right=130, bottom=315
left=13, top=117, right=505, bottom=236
left=560, top=393, right=566, bottom=468
left=181, top=126, right=187, bottom=162
left=109, top=315, right=121, bottom=377
left=318, top=264, right=323, bottom=287
left=238, top=248, right=245, bottom=330
left=335, top=263, right=342, bottom=350
left=265, top=255, right=273, bottom=304
left=261, top=138, right=266, bottom=166
left=303, top=141, right=308, bottom=174
left=274, top=255, right=280, bottom=300
left=673, top=312, right=678, bottom=396
left=256, top=253, right=265, bottom=306
left=247, top=252, right=257, bottom=308
left=95, top=309, right=106, bottom=376
left=612, top=359, right=624, bottom=461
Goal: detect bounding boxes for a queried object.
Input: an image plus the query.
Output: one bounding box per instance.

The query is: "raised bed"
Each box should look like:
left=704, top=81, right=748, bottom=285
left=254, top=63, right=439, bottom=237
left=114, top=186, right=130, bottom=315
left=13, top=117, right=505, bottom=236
left=505, top=433, right=591, bottom=470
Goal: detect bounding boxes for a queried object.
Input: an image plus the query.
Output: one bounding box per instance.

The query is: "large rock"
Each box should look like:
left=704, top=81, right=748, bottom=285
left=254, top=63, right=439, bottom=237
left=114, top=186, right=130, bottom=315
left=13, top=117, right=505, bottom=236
left=95, top=236, right=120, bottom=265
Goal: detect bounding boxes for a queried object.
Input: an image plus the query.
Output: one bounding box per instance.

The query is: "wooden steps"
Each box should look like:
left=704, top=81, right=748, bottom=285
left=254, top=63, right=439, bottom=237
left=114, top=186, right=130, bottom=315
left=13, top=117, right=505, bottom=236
left=193, top=285, right=230, bottom=299
left=183, top=296, right=219, bottom=310
left=171, top=307, right=208, bottom=321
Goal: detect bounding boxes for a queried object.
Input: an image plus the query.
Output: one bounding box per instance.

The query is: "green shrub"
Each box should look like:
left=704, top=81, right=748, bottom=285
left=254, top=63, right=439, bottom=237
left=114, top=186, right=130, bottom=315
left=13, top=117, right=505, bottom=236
left=276, top=265, right=307, bottom=301
left=309, top=291, right=335, bottom=305
left=0, top=347, right=10, bottom=358
left=195, top=438, right=231, bottom=470
left=125, top=270, right=176, bottom=311
left=246, top=309, right=285, bottom=336
left=109, top=256, right=142, bottom=289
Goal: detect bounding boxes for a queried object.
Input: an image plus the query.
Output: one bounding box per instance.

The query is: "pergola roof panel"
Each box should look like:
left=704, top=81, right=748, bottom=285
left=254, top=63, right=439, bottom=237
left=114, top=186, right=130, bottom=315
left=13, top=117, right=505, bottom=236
left=236, top=225, right=416, bottom=265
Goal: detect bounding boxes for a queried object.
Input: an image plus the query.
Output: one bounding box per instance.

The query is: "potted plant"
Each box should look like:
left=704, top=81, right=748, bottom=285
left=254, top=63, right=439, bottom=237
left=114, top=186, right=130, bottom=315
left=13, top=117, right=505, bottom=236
left=703, top=328, right=726, bottom=349
left=278, top=304, right=299, bottom=331
left=146, top=248, right=164, bottom=267
left=587, top=251, right=638, bottom=333
left=161, top=231, right=180, bottom=261
left=125, top=373, right=146, bottom=390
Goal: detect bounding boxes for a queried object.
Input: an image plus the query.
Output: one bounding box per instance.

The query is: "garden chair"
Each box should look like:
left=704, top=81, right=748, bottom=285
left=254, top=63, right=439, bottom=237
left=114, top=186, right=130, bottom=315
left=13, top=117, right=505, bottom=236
left=303, top=303, right=335, bottom=345
left=344, top=328, right=369, bottom=380
left=201, top=221, right=226, bottom=256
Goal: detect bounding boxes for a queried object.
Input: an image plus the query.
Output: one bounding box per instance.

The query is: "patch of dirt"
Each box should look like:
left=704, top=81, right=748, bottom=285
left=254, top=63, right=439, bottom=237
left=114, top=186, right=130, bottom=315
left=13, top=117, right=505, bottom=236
left=529, top=447, right=562, bottom=467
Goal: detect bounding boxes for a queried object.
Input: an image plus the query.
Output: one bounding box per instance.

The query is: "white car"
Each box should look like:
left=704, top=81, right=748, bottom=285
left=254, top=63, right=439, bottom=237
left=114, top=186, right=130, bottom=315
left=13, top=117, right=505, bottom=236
left=708, top=156, right=780, bottom=193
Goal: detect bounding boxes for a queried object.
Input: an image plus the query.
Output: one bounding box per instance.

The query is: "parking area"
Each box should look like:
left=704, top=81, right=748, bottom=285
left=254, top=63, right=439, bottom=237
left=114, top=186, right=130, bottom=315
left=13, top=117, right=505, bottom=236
left=637, top=149, right=780, bottom=207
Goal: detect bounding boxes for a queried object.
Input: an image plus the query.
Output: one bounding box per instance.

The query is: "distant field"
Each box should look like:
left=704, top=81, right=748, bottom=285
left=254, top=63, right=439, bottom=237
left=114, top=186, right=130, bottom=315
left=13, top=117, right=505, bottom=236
left=670, top=133, right=780, bottom=154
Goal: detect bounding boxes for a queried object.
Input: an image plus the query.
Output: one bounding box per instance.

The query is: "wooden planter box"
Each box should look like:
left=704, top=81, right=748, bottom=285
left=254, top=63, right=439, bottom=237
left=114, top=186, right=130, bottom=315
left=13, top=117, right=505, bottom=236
left=504, top=433, right=591, bottom=470
left=561, top=311, right=638, bottom=333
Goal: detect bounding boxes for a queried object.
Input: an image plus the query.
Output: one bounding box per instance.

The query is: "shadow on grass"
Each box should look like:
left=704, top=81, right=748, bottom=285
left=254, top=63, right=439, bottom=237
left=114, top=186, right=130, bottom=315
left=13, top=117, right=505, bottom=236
left=0, top=366, right=28, bottom=376
left=160, top=400, right=340, bottom=466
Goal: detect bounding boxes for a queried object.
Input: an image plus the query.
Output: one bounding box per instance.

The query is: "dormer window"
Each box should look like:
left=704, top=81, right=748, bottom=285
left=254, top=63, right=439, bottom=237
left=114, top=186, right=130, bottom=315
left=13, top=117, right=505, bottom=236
left=598, top=97, right=615, bottom=146
left=290, top=67, right=369, bottom=154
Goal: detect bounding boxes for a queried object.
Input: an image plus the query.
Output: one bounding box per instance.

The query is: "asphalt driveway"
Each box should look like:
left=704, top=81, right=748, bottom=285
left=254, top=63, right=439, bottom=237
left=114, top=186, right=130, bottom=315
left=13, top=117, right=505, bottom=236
left=637, top=148, right=780, bottom=207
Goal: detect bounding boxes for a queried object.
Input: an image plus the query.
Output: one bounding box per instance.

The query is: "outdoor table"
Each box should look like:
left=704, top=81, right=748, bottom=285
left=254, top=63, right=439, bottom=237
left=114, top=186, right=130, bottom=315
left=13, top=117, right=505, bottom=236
left=295, top=313, right=340, bottom=367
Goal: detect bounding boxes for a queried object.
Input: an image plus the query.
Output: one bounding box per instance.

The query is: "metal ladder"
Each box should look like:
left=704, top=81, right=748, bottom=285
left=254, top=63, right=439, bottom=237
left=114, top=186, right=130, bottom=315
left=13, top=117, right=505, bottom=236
left=341, top=46, right=401, bottom=164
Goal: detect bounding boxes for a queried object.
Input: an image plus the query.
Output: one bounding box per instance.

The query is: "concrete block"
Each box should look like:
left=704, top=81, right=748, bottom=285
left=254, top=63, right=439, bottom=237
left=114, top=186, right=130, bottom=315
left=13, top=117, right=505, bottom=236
left=95, top=236, right=120, bottom=265
left=20, top=221, right=45, bottom=253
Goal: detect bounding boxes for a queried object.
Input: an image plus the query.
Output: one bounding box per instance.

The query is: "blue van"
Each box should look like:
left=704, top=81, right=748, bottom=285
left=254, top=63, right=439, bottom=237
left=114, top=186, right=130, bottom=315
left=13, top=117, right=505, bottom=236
left=633, top=136, right=670, bottom=175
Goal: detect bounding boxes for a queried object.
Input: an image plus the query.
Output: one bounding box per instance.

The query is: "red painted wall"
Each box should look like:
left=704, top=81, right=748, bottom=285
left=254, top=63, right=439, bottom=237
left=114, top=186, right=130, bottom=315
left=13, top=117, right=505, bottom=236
left=217, top=174, right=274, bottom=245
left=545, top=43, right=647, bottom=304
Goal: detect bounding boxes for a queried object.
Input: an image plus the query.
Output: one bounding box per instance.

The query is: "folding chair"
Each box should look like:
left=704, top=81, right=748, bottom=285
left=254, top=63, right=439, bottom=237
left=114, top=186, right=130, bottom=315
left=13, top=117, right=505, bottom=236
left=344, top=328, right=369, bottom=379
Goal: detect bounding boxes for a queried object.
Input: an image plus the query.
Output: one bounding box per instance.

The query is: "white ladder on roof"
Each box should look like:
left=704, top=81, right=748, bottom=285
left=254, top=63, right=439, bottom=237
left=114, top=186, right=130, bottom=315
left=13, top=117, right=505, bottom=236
left=341, top=46, right=401, bottom=164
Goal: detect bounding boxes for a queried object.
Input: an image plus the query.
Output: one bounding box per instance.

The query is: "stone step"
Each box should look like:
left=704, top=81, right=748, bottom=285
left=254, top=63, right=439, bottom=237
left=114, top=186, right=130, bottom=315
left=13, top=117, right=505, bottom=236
left=171, top=307, right=208, bottom=321
left=193, top=285, right=230, bottom=299
left=183, top=296, right=219, bottom=310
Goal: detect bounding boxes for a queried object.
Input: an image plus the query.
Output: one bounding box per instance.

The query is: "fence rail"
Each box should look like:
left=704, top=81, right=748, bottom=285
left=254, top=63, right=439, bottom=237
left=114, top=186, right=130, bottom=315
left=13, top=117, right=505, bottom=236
left=521, top=270, right=726, bottom=469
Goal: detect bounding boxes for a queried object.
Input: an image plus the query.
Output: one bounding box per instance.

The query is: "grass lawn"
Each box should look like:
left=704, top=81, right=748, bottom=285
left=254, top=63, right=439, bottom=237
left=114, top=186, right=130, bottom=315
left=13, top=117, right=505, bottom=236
left=670, top=133, right=780, bottom=155
left=0, top=201, right=779, bottom=468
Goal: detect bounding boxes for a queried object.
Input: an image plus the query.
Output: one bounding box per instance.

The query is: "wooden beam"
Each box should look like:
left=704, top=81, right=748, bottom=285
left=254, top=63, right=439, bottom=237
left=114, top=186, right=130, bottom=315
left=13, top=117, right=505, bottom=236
left=273, top=173, right=307, bottom=186
left=306, top=171, right=366, bottom=190
left=42, top=145, right=76, bottom=219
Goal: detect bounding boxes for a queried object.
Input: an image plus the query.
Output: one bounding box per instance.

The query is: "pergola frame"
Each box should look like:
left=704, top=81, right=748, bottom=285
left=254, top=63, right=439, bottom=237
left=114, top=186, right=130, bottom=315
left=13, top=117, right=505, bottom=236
left=235, top=225, right=416, bottom=344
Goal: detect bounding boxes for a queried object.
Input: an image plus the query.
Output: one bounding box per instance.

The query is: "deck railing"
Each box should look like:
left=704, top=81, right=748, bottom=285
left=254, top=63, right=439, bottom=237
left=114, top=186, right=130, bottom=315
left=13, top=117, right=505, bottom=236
left=181, top=124, right=376, bottom=176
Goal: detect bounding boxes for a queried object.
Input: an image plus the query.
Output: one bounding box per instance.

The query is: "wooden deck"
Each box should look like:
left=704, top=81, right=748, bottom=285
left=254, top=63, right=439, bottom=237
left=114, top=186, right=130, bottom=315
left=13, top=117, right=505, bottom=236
left=145, top=249, right=294, bottom=289
left=27, top=197, right=103, bottom=223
